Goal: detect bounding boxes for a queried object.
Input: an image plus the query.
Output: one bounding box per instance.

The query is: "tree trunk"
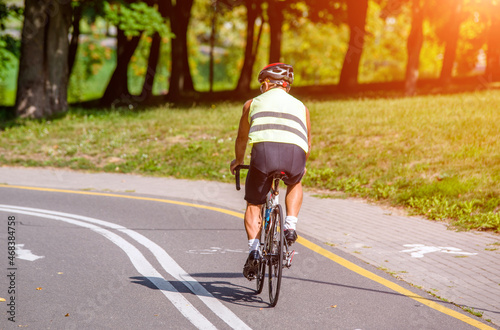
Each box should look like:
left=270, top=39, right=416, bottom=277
left=168, top=0, right=194, bottom=101
left=101, top=28, right=142, bottom=106
left=268, top=0, right=284, bottom=63
left=140, top=32, right=161, bottom=101
left=405, top=0, right=424, bottom=96
left=439, top=0, right=462, bottom=85
left=235, top=0, right=261, bottom=93
left=209, top=2, right=217, bottom=93
left=338, top=0, right=368, bottom=91
left=16, top=0, right=72, bottom=119
left=485, top=10, right=500, bottom=82
left=68, top=3, right=82, bottom=76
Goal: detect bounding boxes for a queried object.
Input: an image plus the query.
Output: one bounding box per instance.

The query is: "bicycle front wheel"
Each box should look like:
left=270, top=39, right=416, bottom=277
left=268, top=204, right=284, bottom=307
left=256, top=207, right=265, bottom=294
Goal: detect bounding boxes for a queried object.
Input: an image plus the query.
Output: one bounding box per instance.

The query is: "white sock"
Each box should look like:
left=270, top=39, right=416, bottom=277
left=248, top=239, right=260, bottom=252
left=284, top=216, right=298, bottom=230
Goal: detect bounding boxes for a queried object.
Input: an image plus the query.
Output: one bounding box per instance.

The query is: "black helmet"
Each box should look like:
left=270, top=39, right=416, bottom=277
left=258, top=63, right=294, bottom=87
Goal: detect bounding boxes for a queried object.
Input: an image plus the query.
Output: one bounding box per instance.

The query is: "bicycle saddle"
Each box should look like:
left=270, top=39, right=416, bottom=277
left=269, top=170, right=288, bottom=179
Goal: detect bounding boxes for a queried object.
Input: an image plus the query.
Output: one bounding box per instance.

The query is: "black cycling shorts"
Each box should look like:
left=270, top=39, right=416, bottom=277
left=245, top=142, right=306, bottom=205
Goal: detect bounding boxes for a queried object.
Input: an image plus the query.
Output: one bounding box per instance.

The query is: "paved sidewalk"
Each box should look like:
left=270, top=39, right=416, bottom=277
left=1, top=167, right=499, bottom=327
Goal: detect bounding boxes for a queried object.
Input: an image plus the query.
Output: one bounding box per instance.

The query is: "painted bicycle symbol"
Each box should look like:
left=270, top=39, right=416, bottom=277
left=400, top=244, right=478, bottom=258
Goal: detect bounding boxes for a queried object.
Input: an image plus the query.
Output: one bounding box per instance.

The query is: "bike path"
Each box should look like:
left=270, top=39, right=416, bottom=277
left=0, top=166, right=499, bottom=328
left=1, top=186, right=481, bottom=329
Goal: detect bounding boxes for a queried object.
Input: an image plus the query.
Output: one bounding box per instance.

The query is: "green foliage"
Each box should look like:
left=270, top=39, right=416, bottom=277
left=103, top=1, right=170, bottom=37
left=360, top=1, right=410, bottom=82
left=0, top=1, right=21, bottom=81
left=0, top=37, right=14, bottom=79
left=282, top=18, right=348, bottom=85
left=2, top=0, right=500, bottom=106
left=189, top=0, right=246, bottom=91
left=127, top=33, right=173, bottom=95
left=68, top=32, right=115, bottom=103
left=0, top=1, right=22, bottom=29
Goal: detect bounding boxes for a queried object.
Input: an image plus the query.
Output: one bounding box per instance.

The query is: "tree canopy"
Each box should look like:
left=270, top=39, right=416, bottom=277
left=1, top=0, right=499, bottom=118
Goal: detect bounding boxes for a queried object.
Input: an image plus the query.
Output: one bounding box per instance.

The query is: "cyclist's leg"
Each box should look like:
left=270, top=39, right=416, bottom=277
left=285, top=182, right=303, bottom=218
left=242, top=201, right=266, bottom=279
left=280, top=144, right=306, bottom=243
left=244, top=203, right=262, bottom=240
left=242, top=202, right=263, bottom=280
left=243, top=143, right=273, bottom=279
left=278, top=143, right=306, bottom=218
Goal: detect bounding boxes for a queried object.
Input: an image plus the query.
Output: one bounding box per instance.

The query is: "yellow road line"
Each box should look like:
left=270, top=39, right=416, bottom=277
left=0, top=183, right=495, bottom=330
left=0, top=184, right=243, bottom=219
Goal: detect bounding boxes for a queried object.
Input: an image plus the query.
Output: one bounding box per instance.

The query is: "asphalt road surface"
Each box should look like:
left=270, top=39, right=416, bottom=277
left=0, top=186, right=495, bottom=329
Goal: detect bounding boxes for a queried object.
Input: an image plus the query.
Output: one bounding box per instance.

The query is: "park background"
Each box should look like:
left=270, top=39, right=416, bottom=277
left=0, top=0, right=499, bottom=232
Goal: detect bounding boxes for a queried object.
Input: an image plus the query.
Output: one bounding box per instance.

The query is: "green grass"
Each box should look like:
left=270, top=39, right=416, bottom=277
left=461, top=306, right=484, bottom=318
left=1, top=89, right=499, bottom=232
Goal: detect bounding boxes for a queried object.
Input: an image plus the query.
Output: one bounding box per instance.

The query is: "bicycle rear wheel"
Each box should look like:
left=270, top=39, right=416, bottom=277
left=268, top=204, right=284, bottom=307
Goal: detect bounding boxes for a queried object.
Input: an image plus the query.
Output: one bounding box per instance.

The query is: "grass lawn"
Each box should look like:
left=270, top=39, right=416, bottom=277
left=1, top=89, right=499, bottom=232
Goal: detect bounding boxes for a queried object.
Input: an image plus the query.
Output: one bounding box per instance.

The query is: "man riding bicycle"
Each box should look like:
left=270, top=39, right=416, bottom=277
left=230, top=63, right=311, bottom=280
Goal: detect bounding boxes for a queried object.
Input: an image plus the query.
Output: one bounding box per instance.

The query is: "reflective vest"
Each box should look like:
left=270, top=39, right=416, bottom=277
left=248, top=88, right=308, bottom=153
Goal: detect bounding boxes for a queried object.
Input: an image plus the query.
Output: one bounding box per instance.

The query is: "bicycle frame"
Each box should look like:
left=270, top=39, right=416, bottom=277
left=263, top=176, right=281, bottom=231
left=235, top=165, right=294, bottom=307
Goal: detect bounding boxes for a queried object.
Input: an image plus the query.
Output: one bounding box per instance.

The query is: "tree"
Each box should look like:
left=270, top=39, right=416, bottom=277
left=16, top=0, right=72, bottom=118
left=100, top=1, right=168, bottom=106
left=166, top=0, right=195, bottom=101
left=207, top=0, right=243, bottom=93
left=267, top=0, right=285, bottom=63
left=235, top=0, right=263, bottom=93
left=338, top=0, right=369, bottom=91
left=485, top=3, right=500, bottom=81
left=405, top=0, right=424, bottom=96
left=140, top=31, right=162, bottom=100
left=68, top=0, right=106, bottom=76
left=68, top=3, right=82, bottom=76
left=209, top=1, right=217, bottom=93
left=100, top=28, right=142, bottom=105
left=438, top=0, right=463, bottom=84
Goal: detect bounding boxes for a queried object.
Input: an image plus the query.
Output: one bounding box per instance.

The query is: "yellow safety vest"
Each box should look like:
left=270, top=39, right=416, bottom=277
left=248, top=88, right=308, bottom=153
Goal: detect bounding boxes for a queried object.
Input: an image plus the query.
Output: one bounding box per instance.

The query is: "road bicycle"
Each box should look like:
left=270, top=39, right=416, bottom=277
left=235, top=165, right=295, bottom=307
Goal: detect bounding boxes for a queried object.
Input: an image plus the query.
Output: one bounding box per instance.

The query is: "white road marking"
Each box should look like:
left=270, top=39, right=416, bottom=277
left=187, top=247, right=246, bottom=255
left=1, top=204, right=250, bottom=330
left=15, top=244, right=44, bottom=261
left=400, top=244, right=478, bottom=258
left=1, top=206, right=216, bottom=330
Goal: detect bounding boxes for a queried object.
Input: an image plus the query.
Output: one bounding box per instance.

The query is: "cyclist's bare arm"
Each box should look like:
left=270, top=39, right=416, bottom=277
left=230, top=99, right=252, bottom=175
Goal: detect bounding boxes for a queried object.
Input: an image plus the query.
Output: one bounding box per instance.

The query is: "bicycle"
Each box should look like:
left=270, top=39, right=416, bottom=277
left=235, top=164, right=295, bottom=307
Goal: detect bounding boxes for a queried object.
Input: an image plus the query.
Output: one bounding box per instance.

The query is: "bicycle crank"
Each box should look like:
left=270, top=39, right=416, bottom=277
left=284, top=250, right=295, bottom=268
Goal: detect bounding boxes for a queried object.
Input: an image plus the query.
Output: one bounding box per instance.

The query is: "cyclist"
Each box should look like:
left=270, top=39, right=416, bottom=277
left=230, top=63, right=311, bottom=280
